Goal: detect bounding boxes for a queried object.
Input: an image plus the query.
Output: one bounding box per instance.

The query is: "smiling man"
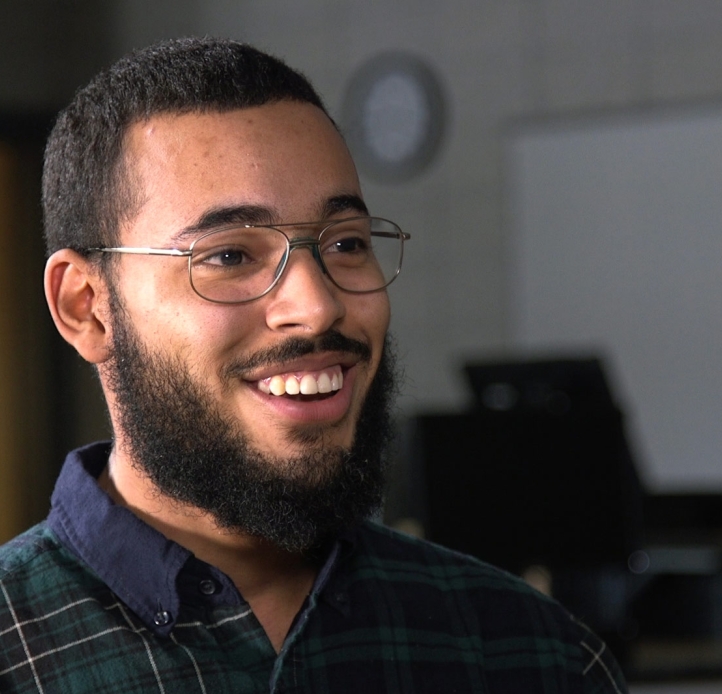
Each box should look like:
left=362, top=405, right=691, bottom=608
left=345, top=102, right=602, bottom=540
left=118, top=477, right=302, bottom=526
left=0, top=38, right=626, bottom=693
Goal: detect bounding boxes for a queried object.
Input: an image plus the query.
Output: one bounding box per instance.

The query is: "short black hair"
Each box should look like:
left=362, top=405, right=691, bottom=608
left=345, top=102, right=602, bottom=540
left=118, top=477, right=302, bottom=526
left=42, top=37, right=330, bottom=257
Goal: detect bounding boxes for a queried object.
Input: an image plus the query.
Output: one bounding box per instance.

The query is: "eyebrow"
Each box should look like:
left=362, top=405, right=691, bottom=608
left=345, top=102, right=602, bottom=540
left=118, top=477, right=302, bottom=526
left=170, top=205, right=276, bottom=244
left=320, top=194, right=369, bottom=219
left=170, top=194, right=369, bottom=245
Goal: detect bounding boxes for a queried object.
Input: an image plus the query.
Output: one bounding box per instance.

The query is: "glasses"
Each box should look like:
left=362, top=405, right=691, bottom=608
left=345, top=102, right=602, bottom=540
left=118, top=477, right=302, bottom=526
left=88, top=216, right=409, bottom=304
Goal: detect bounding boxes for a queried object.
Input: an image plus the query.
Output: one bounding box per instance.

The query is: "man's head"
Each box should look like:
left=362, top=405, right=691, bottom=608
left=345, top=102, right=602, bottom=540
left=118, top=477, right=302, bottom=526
left=42, top=37, right=330, bottom=257
left=43, top=38, right=402, bottom=552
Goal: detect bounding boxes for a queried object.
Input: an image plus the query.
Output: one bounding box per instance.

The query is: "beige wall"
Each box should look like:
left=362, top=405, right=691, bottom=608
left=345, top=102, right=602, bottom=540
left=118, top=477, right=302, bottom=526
left=167, top=2, right=722, bottom=498
left=5, top=1, right=722, bottom=415
left=195, top=1, right=722, bottom=414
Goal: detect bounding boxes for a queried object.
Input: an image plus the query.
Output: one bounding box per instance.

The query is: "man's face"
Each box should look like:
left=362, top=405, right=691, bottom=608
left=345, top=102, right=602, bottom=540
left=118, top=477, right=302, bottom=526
left=108, top=102, right=390, bottom=462
left=98, top=102, right=395, bottom=550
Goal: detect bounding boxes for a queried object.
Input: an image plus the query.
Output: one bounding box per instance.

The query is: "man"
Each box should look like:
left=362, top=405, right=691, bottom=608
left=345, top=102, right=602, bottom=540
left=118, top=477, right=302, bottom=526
left=0, top=38, right=626, bottom=692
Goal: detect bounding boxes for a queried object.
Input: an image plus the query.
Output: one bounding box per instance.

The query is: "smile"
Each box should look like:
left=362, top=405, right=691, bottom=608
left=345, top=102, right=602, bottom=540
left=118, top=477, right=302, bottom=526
left=257, top=365, right=344, bottom=397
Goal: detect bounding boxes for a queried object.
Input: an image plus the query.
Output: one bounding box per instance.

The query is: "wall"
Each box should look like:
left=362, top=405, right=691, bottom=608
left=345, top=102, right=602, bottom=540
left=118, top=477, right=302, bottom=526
left=3, top=0, right=722, bottom=473
left=195, top=0, right=722, bottom=420
left=507, top=108, right=722, bottom=490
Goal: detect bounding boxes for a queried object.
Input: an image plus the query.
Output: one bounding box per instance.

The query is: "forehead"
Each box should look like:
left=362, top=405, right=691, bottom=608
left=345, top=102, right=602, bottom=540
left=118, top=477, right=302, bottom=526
left=121, top=101, right=362, bottom=245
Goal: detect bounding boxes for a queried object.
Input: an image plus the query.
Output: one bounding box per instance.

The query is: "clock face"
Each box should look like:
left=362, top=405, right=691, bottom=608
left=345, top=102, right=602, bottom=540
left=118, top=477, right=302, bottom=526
left=341, top=53, right=446, bottom=183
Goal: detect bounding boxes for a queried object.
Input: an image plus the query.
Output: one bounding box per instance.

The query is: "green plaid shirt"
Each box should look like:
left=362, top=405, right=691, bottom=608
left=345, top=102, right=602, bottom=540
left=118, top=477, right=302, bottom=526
left=0, top=444, right=627, bottom=693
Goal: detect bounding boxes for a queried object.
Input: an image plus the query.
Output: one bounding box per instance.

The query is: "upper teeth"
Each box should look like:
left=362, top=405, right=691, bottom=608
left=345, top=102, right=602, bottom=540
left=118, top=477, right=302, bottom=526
left=259, top=368, right=343, bottom=396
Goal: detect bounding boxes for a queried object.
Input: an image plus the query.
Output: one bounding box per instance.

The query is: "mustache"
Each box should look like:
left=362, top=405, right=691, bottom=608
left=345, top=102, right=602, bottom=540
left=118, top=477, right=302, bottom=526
left=221, top=330, right=372, bottom=380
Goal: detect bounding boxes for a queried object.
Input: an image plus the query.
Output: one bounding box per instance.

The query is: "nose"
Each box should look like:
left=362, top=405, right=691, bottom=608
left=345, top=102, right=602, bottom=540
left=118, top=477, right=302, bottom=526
left=264, top=244, right=345, bottom=334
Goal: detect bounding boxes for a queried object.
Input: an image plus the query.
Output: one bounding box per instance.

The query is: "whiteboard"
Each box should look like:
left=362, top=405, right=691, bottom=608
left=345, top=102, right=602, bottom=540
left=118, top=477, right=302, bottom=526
left=505, top=106, right=722, bottom=492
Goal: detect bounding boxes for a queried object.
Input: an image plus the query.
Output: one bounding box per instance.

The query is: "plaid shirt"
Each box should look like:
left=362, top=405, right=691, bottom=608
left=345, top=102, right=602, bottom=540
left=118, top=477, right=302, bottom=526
left=0, top=443, right=627, bottom=693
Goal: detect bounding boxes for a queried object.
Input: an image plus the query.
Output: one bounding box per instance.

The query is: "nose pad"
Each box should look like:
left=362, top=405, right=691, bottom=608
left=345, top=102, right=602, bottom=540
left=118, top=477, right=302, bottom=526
left=286, top=239, right=327, bottom=276
left=309, top=244, right=327, bottom=274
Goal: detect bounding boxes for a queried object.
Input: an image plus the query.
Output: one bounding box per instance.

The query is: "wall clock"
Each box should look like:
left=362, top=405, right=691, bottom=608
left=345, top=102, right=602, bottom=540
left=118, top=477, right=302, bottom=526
left=341, top=52, right=446, bottom=183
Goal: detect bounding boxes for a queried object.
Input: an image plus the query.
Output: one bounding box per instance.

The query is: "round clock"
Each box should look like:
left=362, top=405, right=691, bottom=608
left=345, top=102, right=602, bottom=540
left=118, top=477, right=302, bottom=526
left=341, top=52, right=446, bottom=184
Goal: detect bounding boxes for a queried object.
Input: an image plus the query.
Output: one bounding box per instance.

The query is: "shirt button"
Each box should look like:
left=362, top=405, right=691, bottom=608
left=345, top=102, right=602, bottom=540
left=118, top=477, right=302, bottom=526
left=154, top=610, right=172, bottom=627
left=199, top=579, right=218, bottom=596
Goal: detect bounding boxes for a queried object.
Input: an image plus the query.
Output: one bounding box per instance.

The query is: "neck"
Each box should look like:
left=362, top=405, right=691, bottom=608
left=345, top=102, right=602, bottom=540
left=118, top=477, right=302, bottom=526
left=99, top=446, right=319, bottom=652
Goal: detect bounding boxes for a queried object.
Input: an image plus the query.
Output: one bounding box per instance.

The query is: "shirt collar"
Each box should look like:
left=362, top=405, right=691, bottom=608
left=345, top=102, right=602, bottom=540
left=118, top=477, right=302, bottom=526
left=48, top=442, right=219, bottom=636
left=47, top=442, right=352, bottom=637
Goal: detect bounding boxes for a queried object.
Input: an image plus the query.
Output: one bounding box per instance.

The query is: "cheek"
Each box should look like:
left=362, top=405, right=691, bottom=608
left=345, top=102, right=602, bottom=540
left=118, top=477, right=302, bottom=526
left=163, top=307, right=259, bottom=363
left=119, top=274, right=257, bottom=361
left=117, top=259, right=190, bottom=310
left=363, top=292, right=391, bottom=339
left=344, top=291, right=390, bottom=359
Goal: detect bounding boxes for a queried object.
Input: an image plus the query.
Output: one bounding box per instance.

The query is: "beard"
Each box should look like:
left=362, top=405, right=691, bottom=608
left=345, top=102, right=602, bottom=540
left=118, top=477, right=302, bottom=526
left=103, top=303, right=398, bottom=554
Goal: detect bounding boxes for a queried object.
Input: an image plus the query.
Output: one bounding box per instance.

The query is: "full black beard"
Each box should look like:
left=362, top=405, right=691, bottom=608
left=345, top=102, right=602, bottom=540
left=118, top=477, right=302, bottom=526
left=104, top=306, right=398, bottom=553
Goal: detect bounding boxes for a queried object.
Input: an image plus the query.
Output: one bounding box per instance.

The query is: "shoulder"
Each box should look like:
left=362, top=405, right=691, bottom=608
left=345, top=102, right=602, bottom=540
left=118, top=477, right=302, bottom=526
left=0, top=522, right=61, bottom=579
left=347, top=521, right=627, bottom=693
left=350, top=520, right=560, bottom=611
left=0, top=522, right=104, bottom=615
left=352, top=519, right=541, bottom=594
left=0, top=523, right=144, bottom=692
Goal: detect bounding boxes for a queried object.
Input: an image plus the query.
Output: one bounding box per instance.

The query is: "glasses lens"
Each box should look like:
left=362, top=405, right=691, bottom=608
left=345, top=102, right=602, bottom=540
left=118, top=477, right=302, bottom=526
left=189, top=226, right=288, bottom=303
left=188, top=218, right=405, bottom=303
left=320, top=217, right=404, bottom=293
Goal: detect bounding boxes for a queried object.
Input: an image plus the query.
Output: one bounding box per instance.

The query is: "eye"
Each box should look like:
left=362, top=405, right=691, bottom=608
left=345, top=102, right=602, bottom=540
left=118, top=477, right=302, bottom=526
left=322, top=219, right=373, bottom=256
left=196, top=246, right=250, bottom=267
left=211, top=249, right=245, bottom=266
left=330, top=235, right=369, bottom=254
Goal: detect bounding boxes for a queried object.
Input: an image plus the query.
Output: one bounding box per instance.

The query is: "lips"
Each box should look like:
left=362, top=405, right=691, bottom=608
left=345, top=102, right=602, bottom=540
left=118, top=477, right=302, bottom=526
left=238, top=345, right=366, bottom=425
left=244, top=358, right=358, bottom=426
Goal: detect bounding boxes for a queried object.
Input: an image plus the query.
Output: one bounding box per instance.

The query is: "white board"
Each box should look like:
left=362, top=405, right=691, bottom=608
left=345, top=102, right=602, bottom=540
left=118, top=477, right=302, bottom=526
left=506, top=106, right=722, bottom=492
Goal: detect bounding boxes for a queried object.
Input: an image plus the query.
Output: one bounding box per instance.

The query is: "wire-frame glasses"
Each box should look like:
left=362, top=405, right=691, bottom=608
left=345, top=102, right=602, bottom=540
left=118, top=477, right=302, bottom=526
left=88, top=216, right=410, bottom=304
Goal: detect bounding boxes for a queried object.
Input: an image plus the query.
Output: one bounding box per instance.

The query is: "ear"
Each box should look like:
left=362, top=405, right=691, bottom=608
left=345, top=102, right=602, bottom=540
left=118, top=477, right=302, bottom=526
left=44, top=249, right=113, bottom=364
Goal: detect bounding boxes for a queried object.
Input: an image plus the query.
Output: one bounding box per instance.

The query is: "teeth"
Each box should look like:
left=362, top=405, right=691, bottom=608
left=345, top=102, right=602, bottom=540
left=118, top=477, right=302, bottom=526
left=300, top=374, right=318, bottom=395
left=284, top=376, right=300, bottom=395
left=317, top=373, right=332, bottom=393
left=270, top=375, right=286, bottom=396
left=259, top=367, right=344, bottom=397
